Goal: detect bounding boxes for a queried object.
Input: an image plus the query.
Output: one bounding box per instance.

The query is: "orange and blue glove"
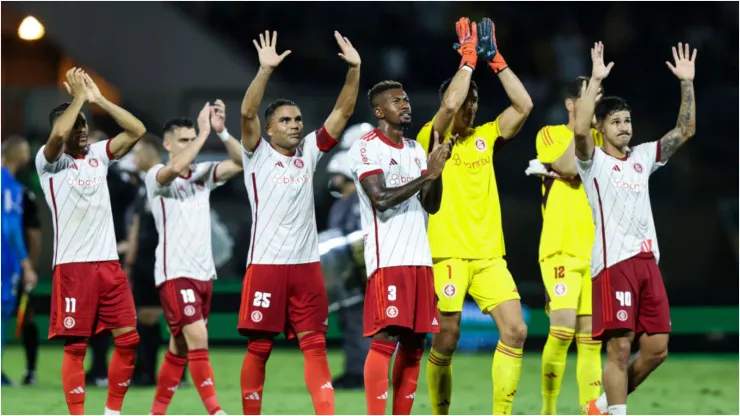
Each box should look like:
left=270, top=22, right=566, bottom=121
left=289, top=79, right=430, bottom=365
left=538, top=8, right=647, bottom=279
left=452, top=17, right=478, bottom=69
left=476, top=17, right=508, bottom=74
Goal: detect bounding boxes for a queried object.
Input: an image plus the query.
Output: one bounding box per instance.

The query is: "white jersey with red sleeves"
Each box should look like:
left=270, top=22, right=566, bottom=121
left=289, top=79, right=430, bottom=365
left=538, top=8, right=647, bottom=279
left=348, top=129, right=433, bottom=277
left=576, top=141, right=667, bottom=277
left=35, top=140, right=119, bottom=267
left=145, top=162, right=224, bottom=286
left=243, top=126, right=338, bottom=266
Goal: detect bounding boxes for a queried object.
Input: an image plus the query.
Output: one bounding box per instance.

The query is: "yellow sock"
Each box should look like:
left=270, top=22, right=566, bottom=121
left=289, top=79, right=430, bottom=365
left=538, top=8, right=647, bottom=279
left=576, top=333, right=603, bottom=409
left=541, top=326, right=575, bottom=414
left=427, top=348, right=453, bottom=415
left=492, top=341, right=523, bottom=415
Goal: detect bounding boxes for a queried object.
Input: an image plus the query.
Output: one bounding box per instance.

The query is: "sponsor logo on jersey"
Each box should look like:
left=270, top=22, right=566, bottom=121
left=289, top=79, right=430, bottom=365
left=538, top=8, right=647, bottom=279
left=272, top=173, right=311, bottom=185
left=67, top=175, right=106, bottom=187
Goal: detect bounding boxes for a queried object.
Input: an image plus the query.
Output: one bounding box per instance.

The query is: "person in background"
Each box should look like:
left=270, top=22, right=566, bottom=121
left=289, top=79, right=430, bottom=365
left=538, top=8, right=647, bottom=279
left=326, top=123, right=373, bottom=390
left=1, top=136, right=39, bottom=386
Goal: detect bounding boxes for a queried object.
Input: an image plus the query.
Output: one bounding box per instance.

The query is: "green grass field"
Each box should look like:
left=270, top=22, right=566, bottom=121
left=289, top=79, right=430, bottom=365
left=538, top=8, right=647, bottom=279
left=1, top=346, right=737, bottom=415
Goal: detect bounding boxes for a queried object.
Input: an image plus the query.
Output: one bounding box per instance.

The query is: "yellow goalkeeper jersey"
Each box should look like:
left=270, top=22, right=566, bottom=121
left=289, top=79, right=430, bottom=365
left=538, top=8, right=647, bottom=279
left=535, top=124, right=603, bottom=261
left=416, top=117, right=506, bottom=260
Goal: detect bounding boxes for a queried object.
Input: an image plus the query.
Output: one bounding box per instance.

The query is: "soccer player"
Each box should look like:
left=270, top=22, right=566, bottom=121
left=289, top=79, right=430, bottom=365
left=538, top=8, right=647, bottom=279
left=35, top=68, right=146, bottom=415
left=238, top=30, right=360, bottom=415
left=349, top=17, right=478, bottom=415
left=575, top=42, right=696, bottom=415
left=532, top=77, right=605, bottom=414
left=145, top=101, right=243, bottom=415
left=1, top=136, right=38, bottom=386
left=417, top=17, right=533, bottom=415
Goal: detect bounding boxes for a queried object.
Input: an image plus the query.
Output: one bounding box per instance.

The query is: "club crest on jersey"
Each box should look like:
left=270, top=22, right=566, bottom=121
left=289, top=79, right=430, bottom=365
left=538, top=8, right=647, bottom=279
left=88, top=158, right=99, bottom=167
left=554, top=282, right=567, bottom=296
left=251, top=310, right=263, bottom=322
left=475, top=138, right=486, bottom=152
left=633, top=163, right=643, bottom=173
left=184, top=305, right=196, bottom=317
left=616, top=310, right=628, bottom=322
left=293, top=158, right=304, bottom=169
left=386, top=306, right=398, bottom=318
left=64, top=317, right=76, bottom=329
left=443, top=283, right=456, bottom=298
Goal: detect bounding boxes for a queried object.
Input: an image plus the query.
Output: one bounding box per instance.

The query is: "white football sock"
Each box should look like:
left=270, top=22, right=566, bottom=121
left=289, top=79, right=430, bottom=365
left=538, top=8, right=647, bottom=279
left=596, top=393, right=609, bottom=413
left=104, top=407, right=121, bottom=415
left=608, top=404, right=627, bottom=415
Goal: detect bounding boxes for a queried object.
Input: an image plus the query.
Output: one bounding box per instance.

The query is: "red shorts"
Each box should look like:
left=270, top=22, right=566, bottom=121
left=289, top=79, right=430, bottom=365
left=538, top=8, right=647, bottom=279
left=592, top=252, right=671, bottom=340
left=49, top=261, right=137, bottom=339
left=363, top=266, right=439, bottom=337
left=158, top=278, right=213, bottom=337
left=237, top=262, right=328, bottom=339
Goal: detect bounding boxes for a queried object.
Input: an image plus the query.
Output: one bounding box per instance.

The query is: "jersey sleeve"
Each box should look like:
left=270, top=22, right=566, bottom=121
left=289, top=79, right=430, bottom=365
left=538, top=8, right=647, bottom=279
left=349, top=140, right=383, bottom=182
left=22, top=189, right=41, bottom=229
left=302, top=125, right=340, bottom=169
left=201, top=161, right=226, bottom=189
left=536, top=126, right=570, bottom=164
left=242, top=137, right=267, bottom=163
left=476, top=118, right=507, bottom=154
left=144, top=164, right=169, bottom=198
left=35, top=147, right=70, bottom=174
left=89, top=140, right=115, bottom=165
left=415, top=120, right=434, bottom=156
left=632, top=141, right=667, bottom=174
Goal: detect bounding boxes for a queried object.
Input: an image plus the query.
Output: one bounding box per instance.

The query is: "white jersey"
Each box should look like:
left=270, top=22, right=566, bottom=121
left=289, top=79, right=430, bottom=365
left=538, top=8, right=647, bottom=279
left=145, top=162, right=224, bottom=286
left=35, top=140, right=119, bottom=267
left=576, top=141, right=666, bottom=277
left=348, top=129, right=433, bottom=277
left=243, top=126, right=338, bottom=265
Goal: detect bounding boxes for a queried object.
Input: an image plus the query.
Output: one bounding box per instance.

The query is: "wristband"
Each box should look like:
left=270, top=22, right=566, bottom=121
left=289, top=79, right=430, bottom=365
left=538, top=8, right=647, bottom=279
left=217, top=129, right=230, bottom=142
left=461, top=66, right=473, bottom=73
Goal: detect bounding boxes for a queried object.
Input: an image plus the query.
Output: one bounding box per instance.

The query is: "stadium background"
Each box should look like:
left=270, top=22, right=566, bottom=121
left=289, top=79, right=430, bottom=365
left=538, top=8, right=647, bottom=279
left=1, top=2, right=738, bottom=414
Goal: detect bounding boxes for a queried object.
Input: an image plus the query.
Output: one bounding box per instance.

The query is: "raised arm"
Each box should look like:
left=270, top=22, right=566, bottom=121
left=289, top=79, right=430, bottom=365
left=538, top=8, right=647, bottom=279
left=45, top=68, right=87, bottom=163
left=433, top=18, right=478, bottom=139
left=575, top=42, right=613, bottom=161
left=210, top=99, right=244, bottom=181
left=156, top=103, right=212, bottom=186
left=476, top=18, right=533, bottom=139
left=82, top=74, right=146, bottom=159
left=658, top=42, right=697, bottom=163
left=242, top=31, right=291, bottom=152
left=324, top=32, right=361, bottom=139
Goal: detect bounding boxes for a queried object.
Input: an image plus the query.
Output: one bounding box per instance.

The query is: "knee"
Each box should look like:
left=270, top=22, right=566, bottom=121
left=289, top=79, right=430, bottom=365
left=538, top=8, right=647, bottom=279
left=501, top=322, right=528, bottom=348
left=433, top=324, right=460, bottom=356
left=646, top=345, right=668, bottom=367
left=114, top=330, right=140, bottom=350
left=607, top=337, right=632, bottom=367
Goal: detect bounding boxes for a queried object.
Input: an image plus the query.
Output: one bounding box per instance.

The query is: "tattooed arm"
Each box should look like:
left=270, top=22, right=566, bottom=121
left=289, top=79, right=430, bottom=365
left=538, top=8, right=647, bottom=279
left=658, top=80, right=696, bottom=162
left=360, top=173, right=438, bottom=213
left=659, top=43, right=697, bottom=163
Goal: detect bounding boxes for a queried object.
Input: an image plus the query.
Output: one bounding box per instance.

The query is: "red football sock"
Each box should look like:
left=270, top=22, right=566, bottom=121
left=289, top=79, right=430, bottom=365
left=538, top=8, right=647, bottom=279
left=364, top=340, right=397, bottom=415
left=106, top=331, right=140, bottom=412
left=151, top=351, right=187, bottom=415
left=299, top=332, right=334, bottom=415
left=391, top=347, right=423, bottom=415
left=241, top=338, right=273, bottom=415
left=188, top=349, right=222, bottom=415
left=62, top=340, right=87, bottom=415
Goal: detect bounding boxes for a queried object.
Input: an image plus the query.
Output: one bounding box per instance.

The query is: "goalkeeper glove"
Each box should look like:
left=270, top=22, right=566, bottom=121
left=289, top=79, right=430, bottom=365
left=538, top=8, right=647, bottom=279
left=476, top=17, right=508, bottom=74
left=452, top=17, right=478, bottom=69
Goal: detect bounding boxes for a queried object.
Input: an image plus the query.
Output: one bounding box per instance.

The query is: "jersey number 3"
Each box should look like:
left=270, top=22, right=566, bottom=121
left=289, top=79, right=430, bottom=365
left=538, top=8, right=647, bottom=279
left=253, top=291, right=271, bottom=308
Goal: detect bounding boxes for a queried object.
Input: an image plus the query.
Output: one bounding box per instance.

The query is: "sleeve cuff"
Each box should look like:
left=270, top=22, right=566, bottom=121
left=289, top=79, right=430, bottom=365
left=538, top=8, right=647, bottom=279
left=317, top=125, right=340, bottom=152
left=212, top=162, right=222, bottom=183
left=359, top=169, right=383, bottom=181
left=105, top=139, right=115, bottom=160
left=655, top=140, right=662, bottom=163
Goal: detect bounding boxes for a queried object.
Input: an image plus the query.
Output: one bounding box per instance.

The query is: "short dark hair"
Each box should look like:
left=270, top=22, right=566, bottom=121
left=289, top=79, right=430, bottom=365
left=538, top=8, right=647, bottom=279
left=564, top=76, right=592, bottom=100
left=1, top=135, right=28, bottom=160
left=438, top=78, right=479, bottom=101
left=49, top=102, right=72, bottom=127
left=139, top=134, right=164, bottom=153
left=162, top=118, right=194, bottom=135
left=367, top=80, right=404, bottom=108
left=595, top=96, right=631, bottom=122
left=264, top=99, right=298, bottom=123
